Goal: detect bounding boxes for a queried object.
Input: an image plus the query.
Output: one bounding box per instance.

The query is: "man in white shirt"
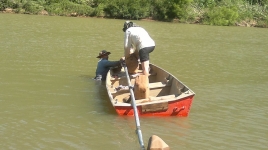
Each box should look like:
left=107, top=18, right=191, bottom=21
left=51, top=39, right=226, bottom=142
left=122, top=21, right=155, bottom=76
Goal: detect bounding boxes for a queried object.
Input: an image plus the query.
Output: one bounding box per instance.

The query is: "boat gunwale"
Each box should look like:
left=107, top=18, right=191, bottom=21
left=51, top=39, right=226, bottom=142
left=110, top=94, right=195, bottom=107
left=150, top=63, right=195, bottom=95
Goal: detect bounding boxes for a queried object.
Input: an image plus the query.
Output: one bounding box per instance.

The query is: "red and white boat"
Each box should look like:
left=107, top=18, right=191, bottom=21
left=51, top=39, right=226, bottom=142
left=105, top=63, right=195, bottom=117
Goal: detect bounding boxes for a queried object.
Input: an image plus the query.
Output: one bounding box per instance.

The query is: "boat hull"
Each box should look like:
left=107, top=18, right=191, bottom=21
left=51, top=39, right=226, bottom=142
left=113, top=95, right=193, bottom=116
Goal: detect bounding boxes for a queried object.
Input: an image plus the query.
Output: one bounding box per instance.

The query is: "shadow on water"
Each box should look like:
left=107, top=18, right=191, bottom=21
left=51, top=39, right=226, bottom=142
left=79, top=75, right=94, bottom=79
left=93, top=80, right=117, bottom=115
left=79, top=74, right=116, bottom=115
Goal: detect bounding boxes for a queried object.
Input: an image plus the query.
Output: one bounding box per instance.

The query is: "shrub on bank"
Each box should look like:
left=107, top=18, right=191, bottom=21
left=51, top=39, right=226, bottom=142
left=103, top=0, right=149, bottom=19
left=1, top=0, right=267, bottom=28
left=44, top=0, right=93, bottom=16
left=150, top=0, right=192, bottom=21
left=24, top=1, right=44, bottom=14
left=203, top=6, right=239, bottom=26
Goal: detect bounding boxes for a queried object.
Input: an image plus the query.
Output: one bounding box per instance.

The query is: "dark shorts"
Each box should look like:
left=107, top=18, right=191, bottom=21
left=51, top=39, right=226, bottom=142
left=139, top=46, right=155, bottom=62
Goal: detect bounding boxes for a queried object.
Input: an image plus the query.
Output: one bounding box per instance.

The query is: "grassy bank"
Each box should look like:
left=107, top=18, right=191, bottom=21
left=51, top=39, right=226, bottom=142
left=1, top=0, right=267, bottom=28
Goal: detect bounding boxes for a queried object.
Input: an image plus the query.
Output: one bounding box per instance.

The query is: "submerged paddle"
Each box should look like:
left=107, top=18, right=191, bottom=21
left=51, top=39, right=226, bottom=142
left=121, top=61, right=145, bottom=150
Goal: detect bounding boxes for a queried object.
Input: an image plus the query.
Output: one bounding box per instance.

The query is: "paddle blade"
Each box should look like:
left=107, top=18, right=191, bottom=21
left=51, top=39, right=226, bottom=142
left=147, top=135, right=169, bottom=150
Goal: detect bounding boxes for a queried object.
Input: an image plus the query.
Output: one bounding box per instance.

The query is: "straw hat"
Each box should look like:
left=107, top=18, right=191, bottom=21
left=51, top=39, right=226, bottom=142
left=96, top=50, right=111, bottom=58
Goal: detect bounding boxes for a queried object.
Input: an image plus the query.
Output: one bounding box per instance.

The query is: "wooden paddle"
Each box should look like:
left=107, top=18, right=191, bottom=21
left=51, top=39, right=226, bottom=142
left=121, top=61, right=169, bottom=150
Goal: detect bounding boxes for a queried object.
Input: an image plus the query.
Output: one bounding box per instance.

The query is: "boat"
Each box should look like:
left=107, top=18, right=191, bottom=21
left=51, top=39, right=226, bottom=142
left=105, top=63, right=195, bottom=117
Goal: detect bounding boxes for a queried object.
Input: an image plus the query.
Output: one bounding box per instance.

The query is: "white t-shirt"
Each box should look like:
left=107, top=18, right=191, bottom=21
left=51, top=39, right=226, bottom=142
left=124, top=27, right=155, bottom=56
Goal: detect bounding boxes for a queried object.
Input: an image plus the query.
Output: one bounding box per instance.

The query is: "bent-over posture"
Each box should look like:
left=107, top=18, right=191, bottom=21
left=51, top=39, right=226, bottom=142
left=122, top=21, right=155, bottom=76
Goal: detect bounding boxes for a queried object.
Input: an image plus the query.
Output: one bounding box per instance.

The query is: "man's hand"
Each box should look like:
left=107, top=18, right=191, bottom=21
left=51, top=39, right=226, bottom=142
left=120, top=57, right=125, bottom=63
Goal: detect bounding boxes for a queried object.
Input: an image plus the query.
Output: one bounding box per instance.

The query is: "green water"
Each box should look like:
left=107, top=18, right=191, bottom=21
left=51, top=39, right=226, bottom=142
left=0, top=13, right=268, bottom=150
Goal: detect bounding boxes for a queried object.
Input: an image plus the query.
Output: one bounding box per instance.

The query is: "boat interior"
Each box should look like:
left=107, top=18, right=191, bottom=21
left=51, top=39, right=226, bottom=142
left=106, top=64, right=195, bottom=105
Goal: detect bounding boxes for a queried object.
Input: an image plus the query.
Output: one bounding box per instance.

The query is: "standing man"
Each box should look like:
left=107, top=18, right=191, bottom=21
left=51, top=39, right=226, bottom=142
left=94, top=50, right=121, bottom=81
left=122, top=21, right=155, bottom=76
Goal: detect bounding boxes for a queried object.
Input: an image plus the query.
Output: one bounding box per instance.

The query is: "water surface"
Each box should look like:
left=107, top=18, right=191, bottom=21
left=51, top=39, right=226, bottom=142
left=0, top=13, right=268, bottom=150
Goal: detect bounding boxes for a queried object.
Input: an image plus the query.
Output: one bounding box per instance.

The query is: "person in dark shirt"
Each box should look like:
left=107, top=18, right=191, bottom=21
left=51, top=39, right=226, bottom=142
left=94, top=50, right=121, bottom=81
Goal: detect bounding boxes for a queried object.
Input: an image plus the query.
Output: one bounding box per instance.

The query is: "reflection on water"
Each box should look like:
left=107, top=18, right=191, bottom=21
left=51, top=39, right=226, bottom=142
left=93, top=80, right=117, bottom=115
left=0, top=13, right=268, bottom=150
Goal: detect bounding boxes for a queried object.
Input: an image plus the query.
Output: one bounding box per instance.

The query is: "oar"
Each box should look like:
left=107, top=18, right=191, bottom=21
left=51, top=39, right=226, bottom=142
left=121, top=61, right=145, bottom=150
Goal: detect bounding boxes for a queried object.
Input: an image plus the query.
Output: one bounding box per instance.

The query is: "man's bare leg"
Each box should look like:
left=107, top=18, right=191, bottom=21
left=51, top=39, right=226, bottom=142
left=141, top=60, right=150, bottom=76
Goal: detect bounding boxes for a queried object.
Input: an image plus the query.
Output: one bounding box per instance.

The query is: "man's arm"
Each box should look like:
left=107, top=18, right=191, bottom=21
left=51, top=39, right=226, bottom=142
left=124, top=31, right=134, bottom=58
left=104, top=60, right=120, bottom=68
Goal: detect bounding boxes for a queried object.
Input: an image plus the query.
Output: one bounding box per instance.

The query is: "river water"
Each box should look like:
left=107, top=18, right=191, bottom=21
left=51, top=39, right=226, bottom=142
left=0, top=13, right=268, bottom=150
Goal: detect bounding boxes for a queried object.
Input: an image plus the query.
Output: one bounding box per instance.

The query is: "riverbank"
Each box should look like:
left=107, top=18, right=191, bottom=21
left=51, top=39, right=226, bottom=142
left=1, top=3, right=267, bottom=28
